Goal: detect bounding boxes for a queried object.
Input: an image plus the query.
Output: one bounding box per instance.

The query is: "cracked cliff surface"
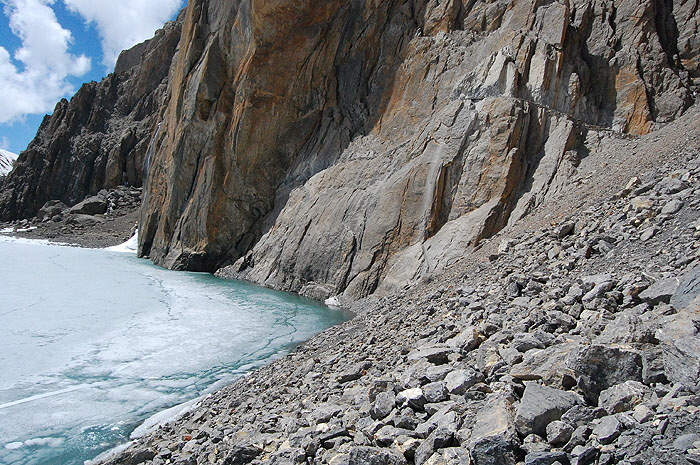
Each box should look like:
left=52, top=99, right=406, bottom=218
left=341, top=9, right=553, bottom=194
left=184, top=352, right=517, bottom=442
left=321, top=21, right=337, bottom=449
left=141, top=0, right=696, bottom=300
left=2, top=1, right=698, bottom=303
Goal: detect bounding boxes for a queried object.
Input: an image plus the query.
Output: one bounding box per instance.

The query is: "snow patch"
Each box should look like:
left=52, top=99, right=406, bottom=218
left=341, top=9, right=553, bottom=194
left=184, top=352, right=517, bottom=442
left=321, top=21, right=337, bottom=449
left=84, top=442, right=133, bottom=465
left=130, top=397, right=201, bottom=439
left=86, top=397, right=203, bottom=465
left=0, top=235, right=56, bottom=246
left=24, top=437, right=65, bottom=448
left=325, top=296, right=341, bottom=308
left=105, top=232, right=138, bottom=254
left=0, top=149, right=18, bottom=176
left=0, top=234, right=72, bottom=247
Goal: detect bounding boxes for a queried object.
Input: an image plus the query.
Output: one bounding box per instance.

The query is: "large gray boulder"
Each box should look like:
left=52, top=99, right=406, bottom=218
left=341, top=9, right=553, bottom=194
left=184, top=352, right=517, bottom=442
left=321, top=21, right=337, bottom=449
left=511, top=342, right=581, bottom=389
left=656, top=307, right=700, bottom=386
left=37, top=200, right=67, bottom=220
left=598, top=381, right=653, bottom=414
left=69, top=195, right=108, bottom=215
left=330, top=446, right=408, bottom=465
left=671, top=267, right=700, bottom=310
left=467, top=393, right=519, bottom=465
left=638, top=277, right=680, bottom=306
left=444, top=368, right=483, bottom=395
left=569, top=345, right=643, bottom=404
left=370, top=391, right=396, bottom=420
left=515, top=383, right=583, bottom=436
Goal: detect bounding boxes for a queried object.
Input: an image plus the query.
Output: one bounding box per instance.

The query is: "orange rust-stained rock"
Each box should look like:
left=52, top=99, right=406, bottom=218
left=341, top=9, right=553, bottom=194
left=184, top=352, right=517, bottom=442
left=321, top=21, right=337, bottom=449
left=2, top=0, right=696, bottom=301
left=135, top=0, right=697, bottom=300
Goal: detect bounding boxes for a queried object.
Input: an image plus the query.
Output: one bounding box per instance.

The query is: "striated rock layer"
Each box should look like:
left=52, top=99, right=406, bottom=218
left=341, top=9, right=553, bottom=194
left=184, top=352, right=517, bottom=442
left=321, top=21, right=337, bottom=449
left=0, top=20, right=182, bottom=221
left=139, top=0, right=698, bottom=301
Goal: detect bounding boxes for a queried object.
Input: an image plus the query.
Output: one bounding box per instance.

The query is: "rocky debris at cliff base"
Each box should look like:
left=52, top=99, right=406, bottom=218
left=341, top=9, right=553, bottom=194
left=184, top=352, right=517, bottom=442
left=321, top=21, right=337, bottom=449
left=0, top=186, right=142, bottom=248
left=97, top=149, right=700, bottom=465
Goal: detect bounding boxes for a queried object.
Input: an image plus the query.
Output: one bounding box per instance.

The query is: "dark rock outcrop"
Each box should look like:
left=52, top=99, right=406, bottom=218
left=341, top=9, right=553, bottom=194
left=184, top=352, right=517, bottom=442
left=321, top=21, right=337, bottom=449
left=0, top=19, right=182, bottom=220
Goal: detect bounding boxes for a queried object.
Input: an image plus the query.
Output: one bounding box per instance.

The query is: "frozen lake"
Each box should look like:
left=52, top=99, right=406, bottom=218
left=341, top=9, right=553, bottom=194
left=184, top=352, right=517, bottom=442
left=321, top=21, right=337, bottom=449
left=0, top=236, right=348, bottom=465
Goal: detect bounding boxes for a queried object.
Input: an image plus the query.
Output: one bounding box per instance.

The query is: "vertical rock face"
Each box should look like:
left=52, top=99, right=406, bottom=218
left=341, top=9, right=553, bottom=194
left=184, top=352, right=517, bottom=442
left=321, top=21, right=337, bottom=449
left=0, top=20, right=182, bottom=221
left=138, top=0, right=419, bottom=271
left=1, top=0, right=696, bottom=300
left=141, top=0, right=697, bottom=300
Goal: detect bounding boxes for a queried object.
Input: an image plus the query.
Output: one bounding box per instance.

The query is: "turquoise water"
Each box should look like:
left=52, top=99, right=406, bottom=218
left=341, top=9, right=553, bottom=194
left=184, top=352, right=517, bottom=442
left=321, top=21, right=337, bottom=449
left=0, top=237, right=348, bottom=465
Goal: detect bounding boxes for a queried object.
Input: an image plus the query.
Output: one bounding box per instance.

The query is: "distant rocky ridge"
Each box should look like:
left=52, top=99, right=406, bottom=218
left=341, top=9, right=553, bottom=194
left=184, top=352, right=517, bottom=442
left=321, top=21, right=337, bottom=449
left=0, top=18, right=182, bottom=221
left=0, top=149, right=18, bottom=177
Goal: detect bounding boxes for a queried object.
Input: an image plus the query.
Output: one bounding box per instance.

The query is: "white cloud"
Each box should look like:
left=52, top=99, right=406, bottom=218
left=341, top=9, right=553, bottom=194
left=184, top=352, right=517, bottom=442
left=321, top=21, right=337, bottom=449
left=0, top=0, right=91, bottom=124
left=64, top=0, right=184, bottom=68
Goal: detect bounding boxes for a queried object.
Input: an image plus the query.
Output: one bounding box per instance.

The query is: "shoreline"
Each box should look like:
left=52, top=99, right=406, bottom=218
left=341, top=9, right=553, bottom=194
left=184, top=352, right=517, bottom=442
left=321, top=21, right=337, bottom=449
left=96, top=122, right=700, bottom=465
left=0, top=232, right=353, bottom=465
left=0, top=186, right=142, bottom=250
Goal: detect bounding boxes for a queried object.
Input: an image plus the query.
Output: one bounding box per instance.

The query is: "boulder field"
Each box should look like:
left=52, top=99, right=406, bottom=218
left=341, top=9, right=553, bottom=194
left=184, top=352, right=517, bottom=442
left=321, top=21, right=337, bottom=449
left=100, top=118, right=700, bottom=464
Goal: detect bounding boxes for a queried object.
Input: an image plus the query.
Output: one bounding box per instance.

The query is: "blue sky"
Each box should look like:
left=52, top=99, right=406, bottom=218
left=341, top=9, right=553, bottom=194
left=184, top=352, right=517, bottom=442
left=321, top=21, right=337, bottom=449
left=0, top=0, right=185, bottom=154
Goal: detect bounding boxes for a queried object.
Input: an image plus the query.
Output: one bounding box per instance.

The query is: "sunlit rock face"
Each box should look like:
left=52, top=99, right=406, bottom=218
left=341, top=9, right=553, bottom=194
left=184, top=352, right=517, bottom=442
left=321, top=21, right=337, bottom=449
left=139, top=0, right=696, bottom=299
left=0, top=20, right=182, bottom=221
left=3, top=0, right=696, bottom=299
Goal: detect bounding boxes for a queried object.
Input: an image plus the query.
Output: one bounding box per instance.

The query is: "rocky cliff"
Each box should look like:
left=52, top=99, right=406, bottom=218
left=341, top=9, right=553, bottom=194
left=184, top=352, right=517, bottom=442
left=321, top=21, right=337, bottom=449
left=138, top=0, right=698, bottom=302
left=1, top=0, right=698, bottom=302
left=102, top=117, right=700, bottom=465
left=0, top=19, right=182, bottom=221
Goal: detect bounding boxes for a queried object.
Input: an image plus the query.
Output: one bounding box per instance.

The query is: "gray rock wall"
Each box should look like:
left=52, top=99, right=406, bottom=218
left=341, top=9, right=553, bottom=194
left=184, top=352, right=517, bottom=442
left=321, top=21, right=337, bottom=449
left=0, top=19, right=182, bottom=220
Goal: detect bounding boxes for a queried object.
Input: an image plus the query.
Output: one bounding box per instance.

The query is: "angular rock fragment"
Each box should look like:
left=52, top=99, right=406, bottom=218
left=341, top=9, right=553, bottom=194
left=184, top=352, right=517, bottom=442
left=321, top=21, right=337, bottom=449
left=515, top=383, right=583, bottom=436
left=591, top=415, right=622, bottom=445
left=569, top=345, right=643, bottom=403
left=638, top=277, right=680, bottom=306
left=671, top=267, right=700, bottom=310
left=598, top=381, right=652, bottom=414
left=656, top=308, right=700, bottom=386
left=546, top=420, right=574, bottom=445
left=467, top=393, right=519, bottom=465
left=407, top=346, right=453, bottom=365
left=332, top=446, right=408, bottom=465
left=446, top=327, right=483, bottom=354
left=661, top=199, right=684, bottom=215
left=512, top=342, right=580, bottom=388
left=37, top=200, right=67, bottom=220
left=423, top=447, right=471, bottom=465
left=370, top=391, right=396, bottom=420
left=422, top=382, right=448, bottom=404
left=397, top=388, right=427, bottom=411
left=69, top=195, right=108, bottom=215
left=444, top=368, right=483, bottom=395
left=414, top=424, right=457, bottom=465
left=337, top=361, right=372, bottom=383
left=524, top=451, right=570, bottom=465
